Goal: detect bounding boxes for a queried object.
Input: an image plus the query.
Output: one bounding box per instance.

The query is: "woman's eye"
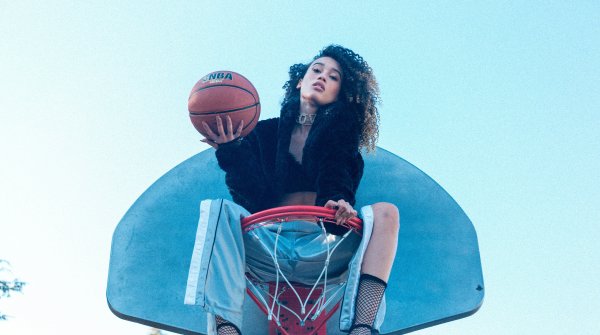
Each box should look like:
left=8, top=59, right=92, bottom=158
left=330, top=76, right=339, bottom=81
left=312, top=67, right=321, bottom=73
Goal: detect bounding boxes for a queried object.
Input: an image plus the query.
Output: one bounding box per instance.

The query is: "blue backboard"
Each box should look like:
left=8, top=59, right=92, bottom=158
left=107, top=148, right=484, bottom=334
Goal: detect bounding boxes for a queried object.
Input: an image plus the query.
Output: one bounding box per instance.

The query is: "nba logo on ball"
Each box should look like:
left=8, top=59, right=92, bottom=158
left=188, top=70, right=260, bottom=138
left=201, top=71, right=234, bottom=84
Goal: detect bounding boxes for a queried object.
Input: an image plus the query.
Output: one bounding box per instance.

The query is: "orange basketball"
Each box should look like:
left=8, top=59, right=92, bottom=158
left=188, top=70, right=260, bottom=138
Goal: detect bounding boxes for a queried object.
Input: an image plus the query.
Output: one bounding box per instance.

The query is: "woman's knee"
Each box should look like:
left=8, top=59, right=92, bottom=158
left=371, top=202, right=400, bottom=234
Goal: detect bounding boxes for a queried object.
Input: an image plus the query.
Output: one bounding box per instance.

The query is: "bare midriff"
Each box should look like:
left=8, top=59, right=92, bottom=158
left=277, top=191, right=317, bottom=207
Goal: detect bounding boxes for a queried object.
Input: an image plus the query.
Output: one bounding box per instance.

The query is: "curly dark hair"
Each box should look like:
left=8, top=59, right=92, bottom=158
left=281, top=44, right=381, bottom=152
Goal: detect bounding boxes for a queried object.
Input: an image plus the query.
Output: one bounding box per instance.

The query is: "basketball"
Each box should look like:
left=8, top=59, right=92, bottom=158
left=188, top=70, right=260, bottom=138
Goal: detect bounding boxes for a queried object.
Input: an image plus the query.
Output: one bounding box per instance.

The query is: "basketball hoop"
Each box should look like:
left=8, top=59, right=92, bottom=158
left=241, top=206, right=362, bottom=335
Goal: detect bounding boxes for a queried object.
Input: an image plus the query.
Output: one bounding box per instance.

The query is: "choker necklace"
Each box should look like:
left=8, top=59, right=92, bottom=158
left=296, top=113, right=316, bottom=125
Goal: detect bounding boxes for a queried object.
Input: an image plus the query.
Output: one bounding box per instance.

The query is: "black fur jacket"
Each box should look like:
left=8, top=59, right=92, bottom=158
left=214, top=102, right=364, bottom=232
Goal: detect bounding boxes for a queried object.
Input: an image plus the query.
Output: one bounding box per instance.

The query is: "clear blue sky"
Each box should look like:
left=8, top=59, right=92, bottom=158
left=1, top=1, right=599, bottom=334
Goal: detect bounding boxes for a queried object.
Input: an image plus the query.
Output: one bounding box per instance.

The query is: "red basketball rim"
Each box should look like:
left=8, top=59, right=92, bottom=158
left=241, top=205, right=362, bottom=234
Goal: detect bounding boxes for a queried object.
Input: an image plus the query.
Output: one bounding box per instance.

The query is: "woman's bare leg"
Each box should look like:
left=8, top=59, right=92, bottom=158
left=361, top=202, right=400, bottom=280
left=349, top=202, right=399, bottom=335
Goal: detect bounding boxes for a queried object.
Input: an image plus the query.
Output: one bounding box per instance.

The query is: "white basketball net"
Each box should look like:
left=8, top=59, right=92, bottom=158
left=244, top=217, right=355, bottom=329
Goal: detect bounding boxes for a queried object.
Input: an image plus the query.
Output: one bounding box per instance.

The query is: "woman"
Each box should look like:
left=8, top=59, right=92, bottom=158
left=199, top=45, right=399, bottom=335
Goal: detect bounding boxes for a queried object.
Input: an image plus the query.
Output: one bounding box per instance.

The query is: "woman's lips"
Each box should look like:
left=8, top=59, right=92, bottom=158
left=313, top=82, right=325, bottom=91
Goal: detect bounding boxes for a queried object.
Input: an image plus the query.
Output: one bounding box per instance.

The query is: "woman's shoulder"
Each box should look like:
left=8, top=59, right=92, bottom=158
left=320, top=102, right=360, bottom=127
left=316, top=105, right=361, bottom=146
left=255, top=117, right=279, bottom=134
left=242, top=117, right=280, bottom=148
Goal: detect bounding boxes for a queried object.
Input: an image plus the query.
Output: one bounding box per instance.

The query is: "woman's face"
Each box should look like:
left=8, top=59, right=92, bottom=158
left=296, top=56, right=342, bottom=106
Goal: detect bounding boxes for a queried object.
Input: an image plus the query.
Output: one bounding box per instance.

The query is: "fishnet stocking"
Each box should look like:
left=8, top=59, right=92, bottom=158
left=216, top=315, right=241, bottom=335
left=349, top=274, right=387, bottom=335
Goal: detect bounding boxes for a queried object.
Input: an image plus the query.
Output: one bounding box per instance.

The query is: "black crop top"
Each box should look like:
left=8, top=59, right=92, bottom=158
left=283, top=153, right=316, bottom=193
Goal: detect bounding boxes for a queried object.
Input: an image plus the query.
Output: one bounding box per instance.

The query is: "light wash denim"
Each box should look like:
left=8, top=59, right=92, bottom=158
left=184, top=199, right=385, bottom=334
